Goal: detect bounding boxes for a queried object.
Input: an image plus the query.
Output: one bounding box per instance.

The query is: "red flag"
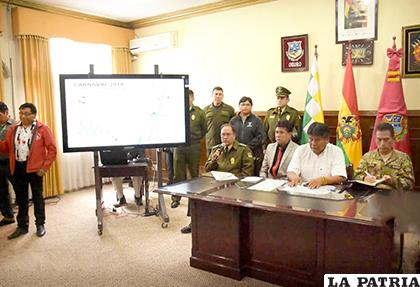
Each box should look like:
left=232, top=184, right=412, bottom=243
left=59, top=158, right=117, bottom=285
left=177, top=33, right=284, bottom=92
left=369, top=48, right=411, bottom=155
left=336, top=45, right=363, bottom=170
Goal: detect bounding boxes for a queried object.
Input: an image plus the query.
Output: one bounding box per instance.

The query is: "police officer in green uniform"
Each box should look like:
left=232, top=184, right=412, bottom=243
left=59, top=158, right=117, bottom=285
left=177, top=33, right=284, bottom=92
left=264, top=86, right=301, bottom=144
left=203, top=86, right=235, bottom=155
left=354, top=122, right=415, bottom=190
left=171, top=89, right=207, bottom=209
left=205, top=124, right=254, bottom=177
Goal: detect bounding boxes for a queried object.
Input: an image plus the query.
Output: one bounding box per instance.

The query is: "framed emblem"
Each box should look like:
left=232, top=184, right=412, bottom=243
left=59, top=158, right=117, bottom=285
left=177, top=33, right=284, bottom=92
left=342, top=40, right=374, bottom=66
left=335, top=0, right=378, bottom=43
left=402, top=24, right=420, bottom=78
left=281, top=34, right=308, bottom=72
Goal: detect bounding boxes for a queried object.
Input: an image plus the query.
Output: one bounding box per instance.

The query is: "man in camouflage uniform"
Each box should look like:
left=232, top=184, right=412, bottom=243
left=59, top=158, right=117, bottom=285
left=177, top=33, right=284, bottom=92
left=354, top=123, right=414, bottom=190
left=264, top=86, right=301, bottom=144
left=171, top=89, right=207, bottom=209
left=205, top=124, right=254, bottom=177
left=203, top=87, right=235, bottom=155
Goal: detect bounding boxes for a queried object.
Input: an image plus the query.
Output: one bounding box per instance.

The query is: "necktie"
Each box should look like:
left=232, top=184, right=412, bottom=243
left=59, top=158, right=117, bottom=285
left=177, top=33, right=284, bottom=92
left=271, top=146, right=283, bottom=177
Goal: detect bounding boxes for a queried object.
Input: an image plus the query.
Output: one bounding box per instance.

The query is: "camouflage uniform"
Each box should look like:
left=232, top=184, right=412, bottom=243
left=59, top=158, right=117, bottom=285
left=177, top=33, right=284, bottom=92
left=172, top=105, right=207, bottom=205
left=205, top=140, right=254, bottom=177
left=354, top=149, right=415, bottom=190
left=203, top=102, right=235, bottom=154
left=264, top=105, right=301, bottom=144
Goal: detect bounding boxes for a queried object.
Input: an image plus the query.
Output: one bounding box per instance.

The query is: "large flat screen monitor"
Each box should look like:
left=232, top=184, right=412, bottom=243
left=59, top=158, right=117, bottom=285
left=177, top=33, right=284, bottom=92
left=60, top=74, right=189, bottom=152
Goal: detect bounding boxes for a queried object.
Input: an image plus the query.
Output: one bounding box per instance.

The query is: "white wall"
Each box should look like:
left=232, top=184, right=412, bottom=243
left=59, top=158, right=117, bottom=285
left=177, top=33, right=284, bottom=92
left=135, top=0, right=420, bottom=112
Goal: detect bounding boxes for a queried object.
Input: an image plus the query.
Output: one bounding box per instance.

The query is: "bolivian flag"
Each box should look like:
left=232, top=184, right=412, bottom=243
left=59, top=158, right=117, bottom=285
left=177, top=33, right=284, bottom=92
left=336, top=47, right=363, bottom=170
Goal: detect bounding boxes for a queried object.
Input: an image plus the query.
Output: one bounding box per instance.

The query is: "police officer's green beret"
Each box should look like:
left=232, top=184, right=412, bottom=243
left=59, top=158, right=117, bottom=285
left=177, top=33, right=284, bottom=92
left=275, top=86, right=291, bottom=97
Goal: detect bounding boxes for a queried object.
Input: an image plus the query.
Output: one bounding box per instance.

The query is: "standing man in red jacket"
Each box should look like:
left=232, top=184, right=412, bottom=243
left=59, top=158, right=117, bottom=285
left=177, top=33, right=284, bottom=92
left=0, top=103, right=57, bottom=239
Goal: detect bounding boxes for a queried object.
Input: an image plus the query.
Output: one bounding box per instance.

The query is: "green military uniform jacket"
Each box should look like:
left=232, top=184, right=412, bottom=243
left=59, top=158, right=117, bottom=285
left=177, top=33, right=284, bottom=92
left=188, top=105, right=207, bottom=144
left=205, top=140, right=254, bottom=177
left=203, top=102, right=235, bottom=149
left=173, top=105, right=207, bottom=183
left=354, top=149, right=415, bottom=190
left=264, top=105, right=301, bottom=144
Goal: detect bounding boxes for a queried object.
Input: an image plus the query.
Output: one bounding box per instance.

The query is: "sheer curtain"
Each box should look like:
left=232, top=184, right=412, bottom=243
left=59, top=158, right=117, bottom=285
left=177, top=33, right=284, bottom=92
left=49, top=38, right=112, bottom=191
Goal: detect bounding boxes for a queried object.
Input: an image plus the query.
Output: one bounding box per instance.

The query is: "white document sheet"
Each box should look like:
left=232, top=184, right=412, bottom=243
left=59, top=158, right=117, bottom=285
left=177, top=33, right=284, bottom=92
left=247, top=179, right=288, bottom=191
left=281, top=185, right=334, bottom=195
left=240, top=176, right=263, bottom=183
left=211, top=171, right=238, bottom=181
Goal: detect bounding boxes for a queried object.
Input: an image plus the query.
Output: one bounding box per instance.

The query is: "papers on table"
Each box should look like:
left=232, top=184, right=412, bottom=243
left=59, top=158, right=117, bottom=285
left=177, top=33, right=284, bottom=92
left=348, top=178, right=386, bottom=187
left=211, top=171, right=238, bottom=181
left=248, top=178, right=287, bottom=191
left=240, top=176, right=263, bottom=183
left=280, top=185, right=335, bottom=195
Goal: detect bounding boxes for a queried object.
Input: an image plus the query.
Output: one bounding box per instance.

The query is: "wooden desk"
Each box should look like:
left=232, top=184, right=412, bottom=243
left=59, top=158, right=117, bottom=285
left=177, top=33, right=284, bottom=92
left=94, top=162, right=151, bottom=235
left=157, top=177, right=420, bottom=286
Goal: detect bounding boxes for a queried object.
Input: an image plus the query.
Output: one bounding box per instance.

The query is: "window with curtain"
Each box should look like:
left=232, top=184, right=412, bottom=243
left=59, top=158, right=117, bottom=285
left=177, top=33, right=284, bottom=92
left=49, top=38, right=112, bottom=191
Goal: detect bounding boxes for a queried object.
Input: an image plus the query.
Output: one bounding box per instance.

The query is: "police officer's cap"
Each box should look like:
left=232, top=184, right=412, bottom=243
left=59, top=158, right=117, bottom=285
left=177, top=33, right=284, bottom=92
left=275, top=86, right=291, bottom=97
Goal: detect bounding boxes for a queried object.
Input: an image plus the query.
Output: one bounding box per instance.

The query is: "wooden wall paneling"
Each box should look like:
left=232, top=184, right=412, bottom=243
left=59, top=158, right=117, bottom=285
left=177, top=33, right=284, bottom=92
left=150, top=110, right=420, bottom=191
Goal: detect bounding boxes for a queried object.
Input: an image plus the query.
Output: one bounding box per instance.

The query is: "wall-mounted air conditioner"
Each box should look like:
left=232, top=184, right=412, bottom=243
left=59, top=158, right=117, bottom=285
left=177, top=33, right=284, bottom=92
left=129, top=32, right=177, bottom=55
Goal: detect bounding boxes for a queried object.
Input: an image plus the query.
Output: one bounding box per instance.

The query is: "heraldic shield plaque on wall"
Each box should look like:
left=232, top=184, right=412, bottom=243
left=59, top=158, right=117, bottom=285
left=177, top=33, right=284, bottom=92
left=281, top=34, right=309, bottom=72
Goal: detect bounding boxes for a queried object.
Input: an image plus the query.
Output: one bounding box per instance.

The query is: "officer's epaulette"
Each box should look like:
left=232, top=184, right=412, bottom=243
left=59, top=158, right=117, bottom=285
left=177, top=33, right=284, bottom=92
left=238, top=143, right=247, bottom=147
left=267, top=107, right=276, bottom=112
left=286, top=105, right=298, bottom=112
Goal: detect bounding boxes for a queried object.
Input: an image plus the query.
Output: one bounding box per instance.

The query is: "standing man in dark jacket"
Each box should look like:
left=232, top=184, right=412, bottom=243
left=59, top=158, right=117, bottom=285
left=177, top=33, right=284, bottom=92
left=0, top=103, right=57, bottom=239
left=230, top=97, right=265, bottom=175
left=203, top=86, right=235, bottom=155
left=0, top=102, right=16, bottom=227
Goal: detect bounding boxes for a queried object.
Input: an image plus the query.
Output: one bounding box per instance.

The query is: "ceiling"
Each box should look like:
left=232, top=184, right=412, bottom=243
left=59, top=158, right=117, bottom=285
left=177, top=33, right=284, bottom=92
left=22, top=0, right=223, bottom=22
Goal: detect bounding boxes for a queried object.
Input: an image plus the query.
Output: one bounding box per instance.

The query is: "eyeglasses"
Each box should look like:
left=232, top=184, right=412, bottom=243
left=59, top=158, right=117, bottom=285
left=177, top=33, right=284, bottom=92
left=19, top=112, right=34, bottom=117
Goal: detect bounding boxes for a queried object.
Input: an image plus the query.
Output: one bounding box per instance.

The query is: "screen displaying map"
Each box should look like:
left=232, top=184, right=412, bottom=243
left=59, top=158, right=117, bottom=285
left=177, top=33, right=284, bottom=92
left=60, top=74, right=189, bottom=152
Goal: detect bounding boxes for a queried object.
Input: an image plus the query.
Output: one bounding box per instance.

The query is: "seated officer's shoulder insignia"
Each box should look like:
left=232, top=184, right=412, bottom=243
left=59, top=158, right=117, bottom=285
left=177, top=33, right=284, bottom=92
left=267, top=108, right=276, bottom=114
left=247, top=152, right=253, bottom=158
left=239, top=143, right=247, bottom=147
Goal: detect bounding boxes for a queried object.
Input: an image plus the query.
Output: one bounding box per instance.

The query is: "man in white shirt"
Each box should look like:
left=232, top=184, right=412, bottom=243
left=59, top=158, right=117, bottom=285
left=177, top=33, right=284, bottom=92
left=287, top=122, right=347, bottom=189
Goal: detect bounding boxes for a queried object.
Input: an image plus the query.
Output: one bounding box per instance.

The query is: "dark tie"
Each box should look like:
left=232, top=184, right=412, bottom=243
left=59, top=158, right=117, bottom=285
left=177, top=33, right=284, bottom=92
left=271, top=146, right=283, bottom=177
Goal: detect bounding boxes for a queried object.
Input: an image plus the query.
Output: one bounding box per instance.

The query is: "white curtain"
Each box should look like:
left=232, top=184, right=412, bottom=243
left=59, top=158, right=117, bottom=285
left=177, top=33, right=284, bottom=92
left=49, top=38, right=112, bottom=191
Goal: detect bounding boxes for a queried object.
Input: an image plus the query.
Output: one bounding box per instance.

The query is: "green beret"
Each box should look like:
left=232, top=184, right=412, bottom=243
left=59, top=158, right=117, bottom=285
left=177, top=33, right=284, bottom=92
left=275, top=86, right=291, bottom=97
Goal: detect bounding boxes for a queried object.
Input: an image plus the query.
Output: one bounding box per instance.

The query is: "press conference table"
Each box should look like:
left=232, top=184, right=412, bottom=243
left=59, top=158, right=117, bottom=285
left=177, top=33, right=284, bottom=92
left=156, top=177, right=420, bottom=287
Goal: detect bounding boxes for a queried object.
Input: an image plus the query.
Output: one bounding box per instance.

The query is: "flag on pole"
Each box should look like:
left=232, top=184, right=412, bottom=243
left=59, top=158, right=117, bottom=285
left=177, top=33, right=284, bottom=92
left=336, top=46, right=363, bottom=170
left=301, top=56, right=324, bottom=144
left=369, top=47, right=411, bottom=155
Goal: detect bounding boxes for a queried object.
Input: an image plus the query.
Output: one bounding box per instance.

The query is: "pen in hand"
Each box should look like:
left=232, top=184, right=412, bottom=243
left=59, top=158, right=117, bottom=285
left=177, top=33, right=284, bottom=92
left=364, top=171, right=375, bottom=178
left=364, top=171, right=377, bottom=183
